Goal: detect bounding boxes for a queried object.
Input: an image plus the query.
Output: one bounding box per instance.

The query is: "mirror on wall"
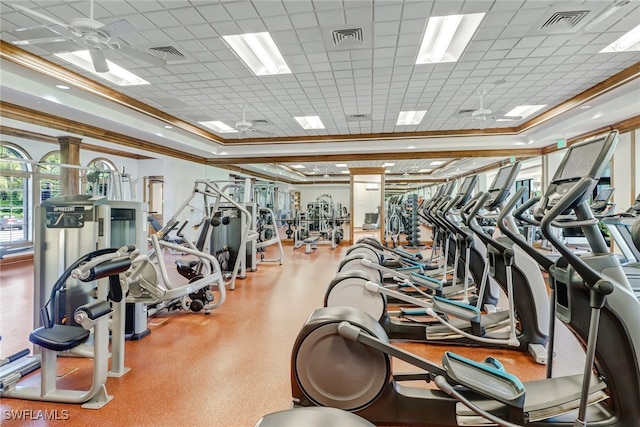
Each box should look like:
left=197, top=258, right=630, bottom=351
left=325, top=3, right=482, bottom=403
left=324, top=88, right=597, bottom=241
left=349, top=167, right=385, bottom=244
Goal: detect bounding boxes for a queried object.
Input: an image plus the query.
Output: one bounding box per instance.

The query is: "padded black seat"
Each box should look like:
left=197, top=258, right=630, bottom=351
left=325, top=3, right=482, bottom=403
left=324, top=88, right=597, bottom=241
left=29, top=325, right=90, bottom=352
left=176, top=259, right=198, bottom=269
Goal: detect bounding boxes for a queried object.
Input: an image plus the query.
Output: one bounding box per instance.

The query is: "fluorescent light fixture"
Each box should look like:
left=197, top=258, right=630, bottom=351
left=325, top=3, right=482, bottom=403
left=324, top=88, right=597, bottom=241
left=335, top=163, right=348, bottom=167
left=416, top=13, right=485, bottom=64
left=55, top=84, right=70, bottom=90
left=584, top=1, right=630, bottom=31
left=601, top=23, right=640, bottom=52
left=199, top=121, right=238, bottom=133
left=383, top=162, right=395, bottom=167
left=419, top=169, right=432, bottom=173
left=164, top=125, right=173, bottom=129
left=385, top=169, right=391, bottom=174
left=291, top=165, right=306, bottom=169
left=396, top=110, right=427, bottom=125
left=223, top=32, right=291, bottom=75
left=341, top=170, right=350, bottom=174
left=505, top=105, right=546, bottom=118
left=54, top=51, right=149, bottom=86
left=294, top=116, right=325, bottom=130
left=430, top=160, right=446, bottom=166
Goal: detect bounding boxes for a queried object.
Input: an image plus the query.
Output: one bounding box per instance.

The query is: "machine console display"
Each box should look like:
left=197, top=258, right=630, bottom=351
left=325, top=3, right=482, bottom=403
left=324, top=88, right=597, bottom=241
left=537, top=131, right=618, bottom=217
left=484, top=162, right=521, bottom=210
left=455, top=175, right=478, bottom=207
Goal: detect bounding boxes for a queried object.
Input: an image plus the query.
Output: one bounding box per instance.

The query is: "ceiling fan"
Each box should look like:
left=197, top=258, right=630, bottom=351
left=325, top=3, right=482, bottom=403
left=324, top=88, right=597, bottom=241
left=234, top=105, right=273, bottom=137
left=10, top=0, right=165, bottom=73
left=460, top=90, right=522, bottom=122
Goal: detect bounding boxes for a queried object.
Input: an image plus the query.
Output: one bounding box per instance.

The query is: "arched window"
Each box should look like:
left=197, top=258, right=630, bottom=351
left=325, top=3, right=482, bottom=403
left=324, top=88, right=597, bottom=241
left=37, top=150, right=61, bottom=201
left=86, top=157, right=117, bottom=197
left=0, top=142, right=32, bottom=245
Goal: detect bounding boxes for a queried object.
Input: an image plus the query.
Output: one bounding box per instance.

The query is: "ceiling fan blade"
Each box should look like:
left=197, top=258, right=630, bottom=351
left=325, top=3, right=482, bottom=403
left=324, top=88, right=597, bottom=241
left=11, top=4, right=72, bottom=31
left=11, top=36, right=69, bottom=46
left=101, top=19, right=137, bottom=37
left=118, top=44, right=167, bottom=67
left=247, top=128, right=274, bottom=137
left=89, top=49, right=109, bottom=73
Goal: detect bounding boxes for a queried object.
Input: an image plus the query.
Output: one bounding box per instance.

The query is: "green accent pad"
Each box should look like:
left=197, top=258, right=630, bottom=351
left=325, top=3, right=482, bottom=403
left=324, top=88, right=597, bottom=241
left=396, top=266, right=422, bottom=272
left=401, top=307, right=428, bottom=316
left=410, top=272, right=442, bottom=285
left=433, top=296, right=480, bottom=315
left=483, top=356, right=505, bottom=372
left=445, top=352, right=525, bottom=396
left=395, top=248, right=418, bottom=259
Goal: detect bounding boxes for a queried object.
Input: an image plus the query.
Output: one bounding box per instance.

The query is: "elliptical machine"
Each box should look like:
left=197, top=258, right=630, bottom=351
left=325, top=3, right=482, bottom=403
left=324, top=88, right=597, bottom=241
left=290, top=130, right=640, bottom=426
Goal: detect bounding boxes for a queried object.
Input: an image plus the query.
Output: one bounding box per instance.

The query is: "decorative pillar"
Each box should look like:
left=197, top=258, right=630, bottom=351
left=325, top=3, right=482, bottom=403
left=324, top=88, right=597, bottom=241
left=58, top=136, right=82, bottom=195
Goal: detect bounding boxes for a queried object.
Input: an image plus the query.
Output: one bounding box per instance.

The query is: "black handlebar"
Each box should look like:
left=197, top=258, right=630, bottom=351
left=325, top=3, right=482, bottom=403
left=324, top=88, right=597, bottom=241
left=513, top=196, right=540, bottom=226
left=497, top=187, right=554, bottom=271
left=460, top=192, right=484, bottom=224
left=540, top=178, right=604, bottom=291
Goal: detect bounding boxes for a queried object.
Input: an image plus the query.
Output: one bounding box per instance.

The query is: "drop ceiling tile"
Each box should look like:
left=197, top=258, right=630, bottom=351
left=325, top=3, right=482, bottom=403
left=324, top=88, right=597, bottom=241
left=284, top=0, right=314, bottom=14
left=196, top=4, right=233, bottom=22
left=289, top=12, right=318, bottom=29
left=211, top=21, right=242, bottom=36
left=345, top=7, right=373, bottom=24
left=316, top=9, right=345, bottom=26
left=373, top=3, right=403, bottom=22
left=236, top=18, right=268, bottom=33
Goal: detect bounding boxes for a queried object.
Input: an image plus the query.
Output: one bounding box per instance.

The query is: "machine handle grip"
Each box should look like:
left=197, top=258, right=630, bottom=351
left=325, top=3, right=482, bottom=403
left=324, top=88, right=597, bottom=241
left=514, top=195, right=541, bottom=226
left=81, top=258, right=132, bottom=282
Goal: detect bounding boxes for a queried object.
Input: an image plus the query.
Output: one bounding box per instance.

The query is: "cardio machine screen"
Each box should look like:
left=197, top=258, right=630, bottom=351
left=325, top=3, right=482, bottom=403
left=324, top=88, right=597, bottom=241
left=459, top=176, right=475, bottom=195
left=490, top=165, right=514, bottom=191
left=444, top=181, right=456, bottom=196
left=595, top=188, right=614, bottom=202
left=557, top=138, right=605, bottom=181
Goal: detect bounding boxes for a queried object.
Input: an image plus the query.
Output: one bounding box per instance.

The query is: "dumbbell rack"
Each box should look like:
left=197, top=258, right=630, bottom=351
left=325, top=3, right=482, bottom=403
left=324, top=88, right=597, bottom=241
left=403, top=194, right=425, bottom=249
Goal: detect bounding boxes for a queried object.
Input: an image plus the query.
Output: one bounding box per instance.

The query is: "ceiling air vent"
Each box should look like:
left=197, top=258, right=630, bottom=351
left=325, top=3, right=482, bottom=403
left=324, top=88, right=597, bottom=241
left=332, top=28, right=364, bottom=46
left=346, top=114, right=371, bottom=122
left=147, top=45, right=186, bottom=60
left=322, top=23, right=372, bottom=51
left=251, top=119, right=270, bottom=125
left=540, top=10, right=590, bottom=29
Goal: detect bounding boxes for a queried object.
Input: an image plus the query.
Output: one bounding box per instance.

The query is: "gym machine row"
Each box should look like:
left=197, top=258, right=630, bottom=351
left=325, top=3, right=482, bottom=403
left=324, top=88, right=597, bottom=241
left=260, top=130, right=640, bottom=427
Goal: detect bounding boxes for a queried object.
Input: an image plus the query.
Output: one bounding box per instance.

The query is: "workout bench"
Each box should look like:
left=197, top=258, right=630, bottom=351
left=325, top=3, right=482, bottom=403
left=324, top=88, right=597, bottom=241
left=303, top=236, right=320, bottom=254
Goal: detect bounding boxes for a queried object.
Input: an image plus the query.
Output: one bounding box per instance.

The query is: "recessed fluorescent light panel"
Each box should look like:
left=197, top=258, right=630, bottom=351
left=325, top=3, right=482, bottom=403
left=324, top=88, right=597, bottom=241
left=335, top=163, right=348, bottom=167
left=419, top=169, right=433, bottom=173
left=505, top=105, right=546, bottom=118
left=416, top=13, right=485, bottom=64
left=294, top=116, right=325, bottom=130
left=396, top=110, right=427, bottom=125
left=223, top=32, right=291, bottom=75
left=54, top=51, right=149, bottom=86
left=383, top=162, right=395, bottom=167
left=198, top=121, right=238, bottom=133
left=600, top=23, right=640, bottom=52
left=291, top=165, right=306, bottom=169
left=430, top=160, right=446, bottom=166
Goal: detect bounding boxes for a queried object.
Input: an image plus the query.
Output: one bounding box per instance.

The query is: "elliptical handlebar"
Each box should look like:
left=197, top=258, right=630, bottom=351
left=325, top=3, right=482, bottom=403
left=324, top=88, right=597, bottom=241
left=540, top=177, right=606, bottom=291
left=460, top=192, right=484, bottom=224
left=497, top=187, right=554, bottom=272
left=513, top=196, right=540, bottom=226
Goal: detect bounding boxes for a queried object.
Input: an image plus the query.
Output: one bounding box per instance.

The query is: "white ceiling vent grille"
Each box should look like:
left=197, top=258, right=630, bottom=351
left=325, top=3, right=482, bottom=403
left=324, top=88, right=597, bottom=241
left=540, top=11, right=590, bottom=29
left=322, top=23, right=372, bottom=51
left=346, top=114, right=371, bottom=122
left=251, top=119, right=270, bottom=125
left=147, top=45, right=186, bottom=60
left=332, top=28, right=364, bottom=46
